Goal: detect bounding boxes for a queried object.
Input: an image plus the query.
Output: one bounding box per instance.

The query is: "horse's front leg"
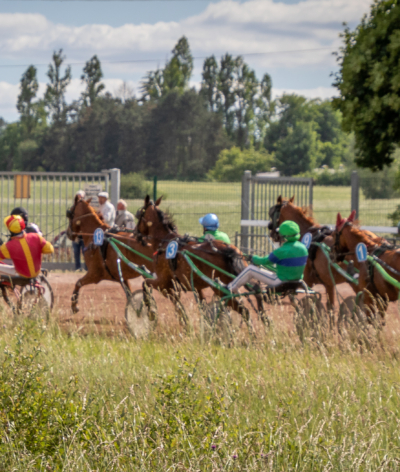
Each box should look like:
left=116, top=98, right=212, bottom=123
left=71, top=271, right=104, bottom=314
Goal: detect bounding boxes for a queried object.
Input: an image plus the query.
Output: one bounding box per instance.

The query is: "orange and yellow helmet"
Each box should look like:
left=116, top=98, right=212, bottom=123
left=4, top=214, right=26, bottom=234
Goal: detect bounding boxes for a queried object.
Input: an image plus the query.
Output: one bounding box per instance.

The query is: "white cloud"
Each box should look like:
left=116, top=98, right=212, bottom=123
left=0, top=0, right=372, bottom=69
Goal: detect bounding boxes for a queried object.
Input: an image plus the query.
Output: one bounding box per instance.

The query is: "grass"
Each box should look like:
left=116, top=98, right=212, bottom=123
left=2, top=301, right=400, bottom=470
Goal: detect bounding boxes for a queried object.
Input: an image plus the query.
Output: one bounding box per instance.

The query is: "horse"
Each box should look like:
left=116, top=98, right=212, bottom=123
left=267, top=195, right=358, bottom=308
left=135, top=195, right=258, bottom=324
left=333, top=211, right=399, bottom=317
left=66, top=196, right=154, bottom=314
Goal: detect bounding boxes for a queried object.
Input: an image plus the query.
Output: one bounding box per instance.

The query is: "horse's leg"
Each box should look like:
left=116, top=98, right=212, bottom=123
left=71, top=270, right=107, bottom=313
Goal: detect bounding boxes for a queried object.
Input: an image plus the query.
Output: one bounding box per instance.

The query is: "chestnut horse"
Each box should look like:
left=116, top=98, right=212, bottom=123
left=268, top=196, right=358, bottom=308
left=135, top=196, right=257, bottom=323
left=333, top=212, right=399, bottom=315
left=66, top=196, right=154, bottom=313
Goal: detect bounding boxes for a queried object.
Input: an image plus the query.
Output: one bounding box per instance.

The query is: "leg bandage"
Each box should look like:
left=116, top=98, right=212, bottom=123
left=227, top=265, right=282, bottom=293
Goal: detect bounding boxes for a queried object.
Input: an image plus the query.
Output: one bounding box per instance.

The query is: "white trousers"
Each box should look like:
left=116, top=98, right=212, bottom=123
left=0, top=262, right=19, bottom=277
left=227, top=265, right=282, bottom=293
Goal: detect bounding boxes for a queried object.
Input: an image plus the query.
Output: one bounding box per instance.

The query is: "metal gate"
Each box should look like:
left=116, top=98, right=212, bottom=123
left=0, top=169, right=120, bottom=270
left=237, top=170, right=313, bottom=255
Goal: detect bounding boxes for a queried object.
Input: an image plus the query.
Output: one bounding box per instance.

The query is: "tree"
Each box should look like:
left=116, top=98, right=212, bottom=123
left=141, top=36, right=193, bottom=100
left=333, top=0, right=400, bottom=170
left=17, top=66, right=39, bottom=136
left=201, top=55, right=219, bottom=112
left=81, top=55, right=105, bottom=107
left=44, top=49, right=71, bottom=123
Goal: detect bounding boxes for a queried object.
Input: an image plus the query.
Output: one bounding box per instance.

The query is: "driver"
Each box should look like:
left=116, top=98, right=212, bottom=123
left=227, top=220, right=308, bottom=292
left=198, top=213, right=231, bottom=244
left=0, top=215, right=54, bottom=278
left=10, top=207, right=42, bottom=235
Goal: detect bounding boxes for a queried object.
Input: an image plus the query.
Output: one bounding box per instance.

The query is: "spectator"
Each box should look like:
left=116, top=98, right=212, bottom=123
left=98, top=191, right=116, bottom=226
left=115, top=199, right=135, bottom=230
left=72, top=190, right=87, bottom=272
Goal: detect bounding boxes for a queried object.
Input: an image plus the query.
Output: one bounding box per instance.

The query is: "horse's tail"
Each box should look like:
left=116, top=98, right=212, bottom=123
left=219, top=245, right=247, bottom=276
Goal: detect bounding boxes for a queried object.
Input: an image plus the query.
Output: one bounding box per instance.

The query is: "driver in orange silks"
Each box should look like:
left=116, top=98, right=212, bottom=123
left=0, top=215, right=54, bottom=278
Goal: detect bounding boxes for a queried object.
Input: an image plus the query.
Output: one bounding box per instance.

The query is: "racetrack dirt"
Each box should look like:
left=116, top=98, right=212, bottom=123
left=46, top=272, right=400, bottom=339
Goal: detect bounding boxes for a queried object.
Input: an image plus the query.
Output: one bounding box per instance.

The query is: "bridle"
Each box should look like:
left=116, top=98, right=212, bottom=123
left=268, top=202, right=286, bottom=234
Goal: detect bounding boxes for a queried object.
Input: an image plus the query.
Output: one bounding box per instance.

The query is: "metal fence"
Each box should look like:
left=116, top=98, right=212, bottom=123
left=0, top=169, right=120, bottom=270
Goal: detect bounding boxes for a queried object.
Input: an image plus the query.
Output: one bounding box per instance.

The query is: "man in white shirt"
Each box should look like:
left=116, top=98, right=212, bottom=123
left=98, top=192, right=116, bottom=226
left=115, top=199, right=135, bottom=230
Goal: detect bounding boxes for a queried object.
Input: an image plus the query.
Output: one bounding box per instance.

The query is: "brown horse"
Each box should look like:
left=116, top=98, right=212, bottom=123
left=135, top=195, right=256, bottom=323
left=333, top=212, right=399, bottom=314
left=66, top=196, right=154, bottom=313
left=268, top=196, right=358, bottom=308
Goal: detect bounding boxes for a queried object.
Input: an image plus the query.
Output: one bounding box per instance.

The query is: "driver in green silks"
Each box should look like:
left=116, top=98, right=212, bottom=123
left=198, top=213, right=231, bottom=244
left=227, top=220, right=308, bottom=292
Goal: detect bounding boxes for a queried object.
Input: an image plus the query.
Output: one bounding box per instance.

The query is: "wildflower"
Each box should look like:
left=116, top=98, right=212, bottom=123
left=232, top=454, right=238, bottom=459
left=211, top=445, right=217, bottom=450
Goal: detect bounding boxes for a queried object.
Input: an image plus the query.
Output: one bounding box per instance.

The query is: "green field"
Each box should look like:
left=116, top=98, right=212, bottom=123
left=2, top=312, right=400, bottom=470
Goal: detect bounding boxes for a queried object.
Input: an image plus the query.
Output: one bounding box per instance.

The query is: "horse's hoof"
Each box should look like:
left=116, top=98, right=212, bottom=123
left=71, top=306, right=79, bottom=314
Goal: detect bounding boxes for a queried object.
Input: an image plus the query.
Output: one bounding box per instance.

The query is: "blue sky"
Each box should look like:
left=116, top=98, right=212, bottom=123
left=0, top=0, right=372, bottom=121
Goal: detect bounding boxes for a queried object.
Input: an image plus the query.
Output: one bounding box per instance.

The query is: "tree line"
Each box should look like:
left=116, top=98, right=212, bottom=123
left=1, top=37, right=354, bottom=180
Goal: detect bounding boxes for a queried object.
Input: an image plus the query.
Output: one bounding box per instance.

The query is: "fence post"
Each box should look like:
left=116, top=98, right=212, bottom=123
left=109, top=168, right=120, bottom=209
left=153, top=176, right=157, bottom=202
left=241, top=170, right=252, bottom=251
left=309, top=178, right=313, bottom=209
left=351, top=171, right=359, bottom=219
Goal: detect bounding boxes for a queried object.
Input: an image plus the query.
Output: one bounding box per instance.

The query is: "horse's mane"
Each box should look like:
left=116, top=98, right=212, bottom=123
left=80, top=200, right=109, bottom=227
left=282, top=198, right=318, bottom=226
left=218, top=245, right=246, bottom=275
left=156, top=207, right=177, bottom=232
left=346, top=224, right=380, bottom=246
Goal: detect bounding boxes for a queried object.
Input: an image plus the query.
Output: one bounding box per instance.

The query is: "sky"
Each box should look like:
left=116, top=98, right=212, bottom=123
left=0, top=0, right=373, bottom=122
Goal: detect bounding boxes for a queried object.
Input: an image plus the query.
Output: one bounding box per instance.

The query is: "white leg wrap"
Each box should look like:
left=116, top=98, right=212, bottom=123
left=228, top=265, right=282, bottom=293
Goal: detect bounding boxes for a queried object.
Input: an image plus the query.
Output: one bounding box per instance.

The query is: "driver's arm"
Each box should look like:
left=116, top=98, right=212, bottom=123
left=252, top=252, right=278, bottom=272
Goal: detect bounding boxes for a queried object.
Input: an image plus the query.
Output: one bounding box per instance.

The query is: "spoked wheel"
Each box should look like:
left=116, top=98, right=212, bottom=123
left=0, top=284, right=20, bottom=313
left=19, top=276, right=54, bottom=321
left=125, top=289, right=157, bottom=339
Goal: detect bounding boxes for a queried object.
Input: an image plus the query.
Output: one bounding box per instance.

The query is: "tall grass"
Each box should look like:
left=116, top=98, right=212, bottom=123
left=1, top=302, right=400, bottom=470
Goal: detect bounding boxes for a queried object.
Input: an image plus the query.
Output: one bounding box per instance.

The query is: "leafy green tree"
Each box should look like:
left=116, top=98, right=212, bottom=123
left=0, top=123, right=21, bottom=170
left=44, top=49, right=71, bottom=123
left=207, top=146, right=273, bottom=182
left=81, top=55, right=105, bottom=107
left=17, top=66, right=39, bottom=136
left=201, top=54, right=272, bottom=149
left=333, top=0, right=400, bottom=170
left=141, top=36, right=193, bottom=100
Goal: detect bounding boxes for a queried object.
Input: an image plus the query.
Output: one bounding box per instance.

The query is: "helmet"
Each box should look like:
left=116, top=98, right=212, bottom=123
left=278, top=220, right=300, bottom=241
left=199, top=213, right=219, bottom=231
left=4, top=215, right=26, bottom=234
left=11, top=207, right=28, bottom=224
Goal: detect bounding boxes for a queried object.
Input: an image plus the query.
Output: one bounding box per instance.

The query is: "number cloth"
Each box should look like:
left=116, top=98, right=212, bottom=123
left=0, top=232, right=54, bottom=278
left=198, top=230, right=231, bottom=244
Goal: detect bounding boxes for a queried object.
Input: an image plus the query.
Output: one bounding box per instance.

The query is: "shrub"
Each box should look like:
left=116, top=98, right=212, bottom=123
left=359, top=169, right=397, bottom=199
left=296, top=169, right=351, bottom=186
left=120, top=172, right=152, bottom=199
left=207, top=147, right=273, bottom=182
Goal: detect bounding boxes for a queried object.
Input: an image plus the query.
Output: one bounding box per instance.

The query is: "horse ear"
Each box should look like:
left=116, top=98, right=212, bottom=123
left=86, top=197, right=92, bottom=204
left=289, top=195, right=295, bottom=203
left=348, top=210, right=356, bottom=222
left=74, top=195, right=80, bottom=204
left=144, top=195, right=150, bottom=207
left=277, top=195, right=282, bottom=204
left=155, top=195, right=163, bottom=206
left=336, top=212, right=343, bottom=229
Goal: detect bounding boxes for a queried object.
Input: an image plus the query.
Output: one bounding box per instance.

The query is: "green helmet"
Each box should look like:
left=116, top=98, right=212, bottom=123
left=278, top=220, right=300, bottom=241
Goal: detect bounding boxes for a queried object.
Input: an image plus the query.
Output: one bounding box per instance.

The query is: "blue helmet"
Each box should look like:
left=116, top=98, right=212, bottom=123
left=199, top=213, right=219, bottom=231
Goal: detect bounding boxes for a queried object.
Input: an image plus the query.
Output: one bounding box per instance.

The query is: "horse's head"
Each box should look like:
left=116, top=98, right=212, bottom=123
left=135, top=195, right=176, bottom=238
left=334, top=210, right=358, bottom=254
left=66, top=196, right=99, bottom=240
left=268, top=195, right=295, bottom=242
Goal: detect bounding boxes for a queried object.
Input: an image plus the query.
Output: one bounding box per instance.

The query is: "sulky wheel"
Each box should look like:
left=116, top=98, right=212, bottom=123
left=125, top=289, right=157, bottom=339
left=19, top=275, right=54, bottom=322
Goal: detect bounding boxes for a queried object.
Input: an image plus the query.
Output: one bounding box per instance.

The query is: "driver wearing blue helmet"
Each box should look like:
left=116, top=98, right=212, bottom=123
left=198, top=213, right=231, bottom=244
